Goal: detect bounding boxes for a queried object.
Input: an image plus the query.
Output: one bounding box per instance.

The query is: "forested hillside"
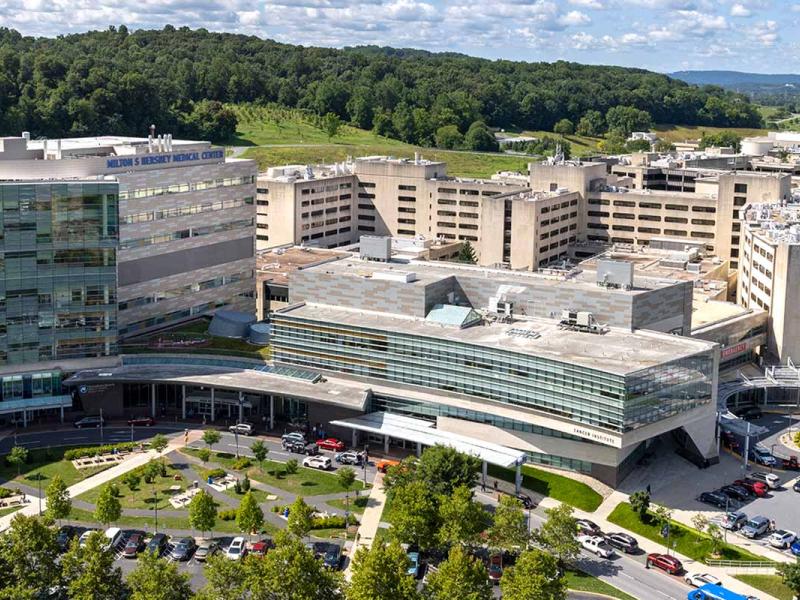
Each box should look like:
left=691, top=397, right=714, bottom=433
left=0, top=26, right=763, bottom=144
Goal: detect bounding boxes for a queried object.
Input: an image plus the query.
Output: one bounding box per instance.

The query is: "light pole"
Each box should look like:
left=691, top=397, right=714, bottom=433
left=37, top=474, right=42, bottom=516
left=153, top=480, right=158, bottom=533
left=362, top=444, right=369, bottom=486
left=100, top=408, right=104, bottom=444
left=130, top=421, right=134, bottom=444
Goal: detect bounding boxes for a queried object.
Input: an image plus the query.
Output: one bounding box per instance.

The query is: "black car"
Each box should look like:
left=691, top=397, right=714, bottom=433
left=699, top=490, right=728, bottom=508
left=721, top=485, right=752, bottom=502
left=146, top=533, right=169, bottom=556
left=605, top=532, right=638, bottom=554
left=323, top=544, right=342, bottom=570
left=56, top=525, right=78, bottom=552
left=515, top=493, right=535, bottom=509
left=283, top=439, right=318, bottom=455
left=169, top=537, right=196, bottom=561
left=794, top=480, right=800, bottom=493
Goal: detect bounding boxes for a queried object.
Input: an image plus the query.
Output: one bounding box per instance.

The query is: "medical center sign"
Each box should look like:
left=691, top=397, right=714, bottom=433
left=106, top=149, right=224, bottom=170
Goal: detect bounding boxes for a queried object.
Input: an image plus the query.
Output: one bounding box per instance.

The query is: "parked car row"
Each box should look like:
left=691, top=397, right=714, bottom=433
left=74, top=415, right=157, bottom=428
left=572, top=519, right=640, bottom=557
left=699, top=472, right=781, bottom=509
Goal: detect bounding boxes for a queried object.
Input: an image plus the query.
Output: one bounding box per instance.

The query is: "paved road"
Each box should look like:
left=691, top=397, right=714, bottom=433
left=0, top=424, right=190, bottom=454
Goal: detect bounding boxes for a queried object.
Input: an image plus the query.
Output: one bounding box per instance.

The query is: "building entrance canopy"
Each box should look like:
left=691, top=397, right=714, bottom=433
left=329, top=412, right=526, bottom=469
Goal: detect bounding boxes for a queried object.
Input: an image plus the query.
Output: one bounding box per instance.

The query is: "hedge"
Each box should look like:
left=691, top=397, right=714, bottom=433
left=64, top=443, right=139, bottom=460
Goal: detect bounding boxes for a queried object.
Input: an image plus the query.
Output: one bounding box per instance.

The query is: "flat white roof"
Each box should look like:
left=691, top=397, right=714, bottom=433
left=329, top=412, right=526, bottom=468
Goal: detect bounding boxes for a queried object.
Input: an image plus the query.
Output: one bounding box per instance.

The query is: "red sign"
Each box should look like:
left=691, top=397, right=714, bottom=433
left=721, top=342, right=748, bottom=358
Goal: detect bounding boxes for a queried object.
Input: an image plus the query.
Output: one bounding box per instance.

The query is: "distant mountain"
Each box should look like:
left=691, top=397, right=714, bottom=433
left=670, top=71, right=800, bottom=92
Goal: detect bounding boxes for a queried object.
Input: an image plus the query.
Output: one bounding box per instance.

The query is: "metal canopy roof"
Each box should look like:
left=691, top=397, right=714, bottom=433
left=329, top=412, right=526, bottom=468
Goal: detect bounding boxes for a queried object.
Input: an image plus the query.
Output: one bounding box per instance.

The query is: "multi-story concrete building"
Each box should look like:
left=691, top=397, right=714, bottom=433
left=0, top=133, right=257, bottom=422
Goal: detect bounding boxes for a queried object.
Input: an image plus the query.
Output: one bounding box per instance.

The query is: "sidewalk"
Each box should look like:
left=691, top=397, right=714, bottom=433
left=344, top=471, right=387, bottom=581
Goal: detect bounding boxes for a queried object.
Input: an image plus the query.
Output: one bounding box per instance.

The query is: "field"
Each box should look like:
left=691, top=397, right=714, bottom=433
left=652, top=123, right=769, bottom=143
left=488, top=464, right=603, bottom=512
left=735, top=574, right=793, bottom=600
left=0, top=447, right=112, bottom=488
left=519, top=130, right=603, bottom=156
left=76, top=463, right=190, bottom=511
left=564, top=569, right=637, bottom=600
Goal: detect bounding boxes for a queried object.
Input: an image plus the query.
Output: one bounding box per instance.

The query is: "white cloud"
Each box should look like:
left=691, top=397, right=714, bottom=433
left=568, top=0, right=603, bottom=8
left=750, top=19, right=778, bottom=46
left=557, top=10, right=591, bottom=26
left=730, top=3, right=750, bottom=17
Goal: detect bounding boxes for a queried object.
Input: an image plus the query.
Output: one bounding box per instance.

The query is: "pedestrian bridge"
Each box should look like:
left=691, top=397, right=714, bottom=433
left=718, top=361, right=800, bottom=408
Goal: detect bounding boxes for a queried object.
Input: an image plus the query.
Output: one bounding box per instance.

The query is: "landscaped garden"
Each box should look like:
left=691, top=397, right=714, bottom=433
left=0, top=446, right=114, bottom=488
left=76, top=461, right=190, bottom=511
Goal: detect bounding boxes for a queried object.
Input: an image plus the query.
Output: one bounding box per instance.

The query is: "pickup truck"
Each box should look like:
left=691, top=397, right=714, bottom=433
left=577, top=535, right=614, bottom=558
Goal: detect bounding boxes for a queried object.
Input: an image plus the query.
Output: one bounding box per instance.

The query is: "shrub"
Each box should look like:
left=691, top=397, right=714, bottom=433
left=232, top=457, right=252, bottom=471
left=285, top=459, right=298, bottom=475
left=63, top=442, right=139, bottom=461
left=234, top=480, right=242, bottom=494
left=242, top=475, right=251, bottom=492
left=0, top=488, right=14, bottom=499
left=108, top=483, right=120, bottom=498
left=219, top=509, right=237, bottom=521
left=205, top=468, right=226, bottom=480
left=216, top=452, right=235, bottom=460
left=310, top=515, right=359, bottom=529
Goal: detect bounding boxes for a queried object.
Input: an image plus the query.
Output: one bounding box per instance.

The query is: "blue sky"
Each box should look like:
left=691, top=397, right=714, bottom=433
left=3, top=0, right=800, bottom=73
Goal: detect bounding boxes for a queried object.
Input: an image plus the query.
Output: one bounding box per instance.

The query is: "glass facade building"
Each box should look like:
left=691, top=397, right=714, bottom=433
left=0, top=182, right=119, bottom=366
left=271, top=314, right=715, bottom=434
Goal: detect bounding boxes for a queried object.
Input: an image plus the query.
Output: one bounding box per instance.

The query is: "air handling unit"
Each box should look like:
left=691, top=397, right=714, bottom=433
left=596, top=260, right=634, bottom=290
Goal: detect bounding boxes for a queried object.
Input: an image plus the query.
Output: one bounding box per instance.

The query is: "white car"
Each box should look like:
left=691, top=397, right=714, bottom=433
left=577, top=535, right=614, bottom=558
left=225, top=537, right=247, bottom=560
left=228, top=423, right=254, bottom=436
left=768, top=529, right=796, bottom=549
left=303, top=455, right=332, bottom=470
left=685, top=572, right=722, bottom=587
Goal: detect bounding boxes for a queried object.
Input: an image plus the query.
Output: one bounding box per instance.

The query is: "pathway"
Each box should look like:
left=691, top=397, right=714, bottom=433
left=344, top=471, right=387, bottom=580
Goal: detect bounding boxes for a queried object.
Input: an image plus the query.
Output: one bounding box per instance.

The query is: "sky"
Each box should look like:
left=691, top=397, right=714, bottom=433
left=3, top=0, right=800, bottom=73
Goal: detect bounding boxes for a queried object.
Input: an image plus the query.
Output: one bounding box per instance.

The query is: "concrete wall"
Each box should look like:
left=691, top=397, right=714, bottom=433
left=631, top=281, right=693, bottom=334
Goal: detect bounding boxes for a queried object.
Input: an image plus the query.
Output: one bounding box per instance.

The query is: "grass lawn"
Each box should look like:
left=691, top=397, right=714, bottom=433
left=520, top=130, right=603, bottom=156
left=76, top=463, right=190, bottom=511
left=488, top=464, right=603, bottom=512
left=0, top=506, right=22, bottom=519
left=0, top=447, right=112, bottom=488
left=565, top=568, right=637, bottom=600
left=326, top=496, right=369, bottom=515
left=607, top=503, right=768, bottom=563
left=182, top=448, right=368, bottom=497
left=223, top=487, right=275, bottom=505
left=653, top=123, right=769, bottom=143
left=735, top=574, right=793, bottom=600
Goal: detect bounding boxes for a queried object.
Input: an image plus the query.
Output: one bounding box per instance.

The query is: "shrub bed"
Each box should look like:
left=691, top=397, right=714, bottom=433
left=64, top=443, right=139, bottom=461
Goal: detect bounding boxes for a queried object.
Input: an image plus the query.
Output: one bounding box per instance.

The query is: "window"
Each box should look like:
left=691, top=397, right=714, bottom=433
left=692, top=206, right=716, bottom=213
left=437, top=187, right=457, bottom=194
left=398, top=185, right=416, bottom=191
left=588, top=198, right=610, bottom=205
left=734, top=183, right=748, bottom=194
left=734, top=196, right=747, bottom=207
left=665, top=204, right=688, bottom=211
left=588, top=211, right=609, bottom=217
left=613, top=200, right=635, bottom=207
left=664, top=216, right=688, bottom=223
left=663, top=229, right=687, bottom=237
left=639, top=202, right=662, bottom=209
left=612, top=213, right=635, bottom=220
left=639, top=214, right=661, bottom=221
left=357, top=193, right=375, bottom=199
left=398, top=196, right=416, bottom=202
left=612, top=224, right=634, bottom=232
left=360, top=182, right=376, bottom=188
left=398, top=207, right=416, bottom=213
left=638, top=227, right=660, bottom=234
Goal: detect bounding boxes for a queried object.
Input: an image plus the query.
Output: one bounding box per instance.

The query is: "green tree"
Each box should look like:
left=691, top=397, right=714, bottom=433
left=128, top=549, right=192, bottom=600
left=198, top=447, right=211, bottom=464
left=236, top=491, right=264, bottom=539
left=699, top=131, right=743, bottom=152
left=389, top=481, right=440, bottom=549
left=285, top=458, right=299, bottom=475
left=456, top=241, right=477, bottom=264
left=576, top=110, right=605, bottom=136
left=189, top=489, right=217, bottom=537
left=425, top=544, right=492, bottom=600
left=287, top=495, right=314, bottom=538
left=707, top=523, right=723, bottom=557
left=437, top=485, right=489, bottom=547
left=347, top=541, right=419, bottom=600
left=605, top=105, right=652, bottom=137
left=322, top=112, right=342, bottom=140
left=778, top=561, right=800, bottom=597
left=94, top=483, right=122, bottom=526
left=123, top=471, right=141, bottom=491
left=598, top=130, right=628, bottom=154
left=337, top=466, right=357, bottom=528
left=200, top=552, right=248, bottom=600
left=0, top=514, right=61, bottom=598
left=250, top=440, right=268, bottom=473
left=463, top=121, right=498, bottom=151
left=61, top=530, right=126, bottom=600
left=392, top=102, right=416, bottom=143
left=7, top=445, right=28, bottom=476
left=416, top=445, right=480, bottom=496
left=247, top=531, right=342, bottom=599
left=202, top=429, right=221, bottom=452
left=45, top=474, right=71, bottom=524
left=184, top=99, right=238, bottom=141
left=553, top=118, right=574, bottom=136
left=532, top=503, right=579, bottom=566
left=488, top=494, right=528, bottom=552
left=435, top=125, right=463, bottom=149
left=151, top=433, right=169, bottom=454
left=500, top=548, right=566, bottom=600
left=143, top=458, right=162, bottom=484
left=629, top=490, right=650, bottom=521
left=626, top=139, right=652, bottom=152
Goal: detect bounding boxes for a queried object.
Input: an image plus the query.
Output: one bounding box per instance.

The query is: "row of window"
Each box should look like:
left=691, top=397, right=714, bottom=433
left=588, top=198, right=717, bottom=213
left=119, top=218, right=253, bottom=250
left=119, top=270, right=253, bottom=311
left=119, top=292, right=253, bottom=336
left=119, top=175, right=254, bottom=200
left=122, top=196, right=253, bottom=224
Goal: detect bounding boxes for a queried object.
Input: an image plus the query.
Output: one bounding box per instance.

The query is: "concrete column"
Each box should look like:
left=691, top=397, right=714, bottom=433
left=416, top=442, right=422, bottom=457
left=151, top=384, right=156, bottom=417
left=181, top=385, right=186, bottom=420
left=210, top=388, right=215, bottom=423
left=60, top=405, right=64, bottom=424
left=352, top=429, right=358, bottom=448
left=269, top=396, right=274, bottom=430
left=763, top=387, right=769, bottom=406
left=482, top=461, right=488, bottom=488
left=384, top=435, right=390, bottom=454
left=515, top=462, right=522, bottom=495
left=238, top=391, right=244, bottom=423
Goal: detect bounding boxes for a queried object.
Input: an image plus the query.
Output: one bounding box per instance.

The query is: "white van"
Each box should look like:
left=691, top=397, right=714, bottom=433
left=750, top=471, right=781, bottom=489
left=104, top=527, right=124, bottom=550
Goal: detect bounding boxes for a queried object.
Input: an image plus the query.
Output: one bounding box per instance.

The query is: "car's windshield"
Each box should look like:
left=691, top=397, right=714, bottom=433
left=230, top=547, right=240, bottom=554
left=746, top=520, right=761, bottom=528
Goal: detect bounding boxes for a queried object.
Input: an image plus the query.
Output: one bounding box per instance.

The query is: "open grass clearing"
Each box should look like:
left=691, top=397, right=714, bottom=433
left=0, top=447, right=112, bottom=488
left=488, top=464, right=603, bottom=512
left=652, top=123, right=769, bottom=143
left=607, top=502, right=768, bottom=563
left=326, top=496, right=369, bottom=515
left=564, top=568, right=637, bottom=600
left=735, top=574, right=793, bottom=600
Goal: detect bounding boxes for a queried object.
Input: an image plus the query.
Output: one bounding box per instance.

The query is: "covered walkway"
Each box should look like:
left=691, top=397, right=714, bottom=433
left=329, top=412, right=527, bottom=493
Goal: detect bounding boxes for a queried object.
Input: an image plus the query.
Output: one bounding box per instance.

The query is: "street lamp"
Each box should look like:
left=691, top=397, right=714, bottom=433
left=362, top=444, right=369, bottom=486
left=153, top=480, right=158, bottom=534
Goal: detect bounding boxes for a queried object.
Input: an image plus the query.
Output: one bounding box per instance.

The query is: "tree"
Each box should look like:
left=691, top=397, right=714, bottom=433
left=488, top=495, right=528, bottom=552
left=61, top=530, right=126, bottom=600
left=463, top=121, right=498, bottom=151
left=388, top=481, right=440, bottom=549
left=416, top=445, right=480, bottom=497
left=425, top=544, right=492, bottom=600
left=285, top=458, right=299, bottom=475
left=123, top=471, right=141, bottom=491
left=202, top=429, right=221, bottom=452
left=500, top=548, right=566, bottom=600
left=347, top=541, right=419, bottom=600
left=605, top=105, right=652, bottom=137
left=778, top=561, right=800, bottom=597
left=200, top=552, right=248, bottom=600
left=629, top=490, right=650, bottom=521
left=337, top=467, right=357, bottom=529
left=143, top=458, right=162, bottom=484
left=247, top=531, right=342, bottom=600
left=236, top=491, right=264, bottom=539
left=286, top=496, right=314, bottom=539
left=553, top=118, right=574, bottom=136
left=250, top=440, right=268, bottom=473
left=626, top=139, right=652, bottom=152
left=0, top=514, right=61, bottom=598
left=598, top=130, right=627, bottom=154
left=707, top=523, right=723, bottom=557
left=322, top=112, right=342, bottom=140
left=456, top=241, right=477, bottom=264
left=198, top=447, right=211, bottom=464
left=435, top=125, right=463, bottom=150
left=7, top=445, right=28, bottom=476
left=576, top=110, right=605, bottom=136
left=699, top=131, right=743, bottom=152
left=151, top=433, right=169, bottom=454
left=94, top=483, right=122, bottom=526
left=437, top=485, right=489, bottom=547
left=127, top=549, right=192, bottom=600
left=691, top=513, right=709, bottom=534
left=45, top=474, right=71, bottom=524
left=189, top=489, right=217, bottom=537
left=183, top=99, right=237, bottom=141
left=533, top=503, right=579, bottom=566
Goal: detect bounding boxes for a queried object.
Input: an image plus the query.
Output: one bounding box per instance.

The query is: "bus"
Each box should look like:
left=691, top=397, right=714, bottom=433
left=687, top=583, right=751, bottom=600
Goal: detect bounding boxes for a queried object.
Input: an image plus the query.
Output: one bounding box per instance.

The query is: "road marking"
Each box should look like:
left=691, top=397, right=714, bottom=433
left=63, top=436, right=87, bottom=441
left=15, top=440, right=41, bottom=445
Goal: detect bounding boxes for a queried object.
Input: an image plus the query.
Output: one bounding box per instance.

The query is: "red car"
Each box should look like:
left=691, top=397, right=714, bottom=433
left=127, top=416, right=155, bottom=426
left=646, top=553, right=682, bottom=575
left=250, top=538, right=274, bottom=557
left=734, top=478, right=768, bottom=497
left=316, top=438, right=345, bottom=451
